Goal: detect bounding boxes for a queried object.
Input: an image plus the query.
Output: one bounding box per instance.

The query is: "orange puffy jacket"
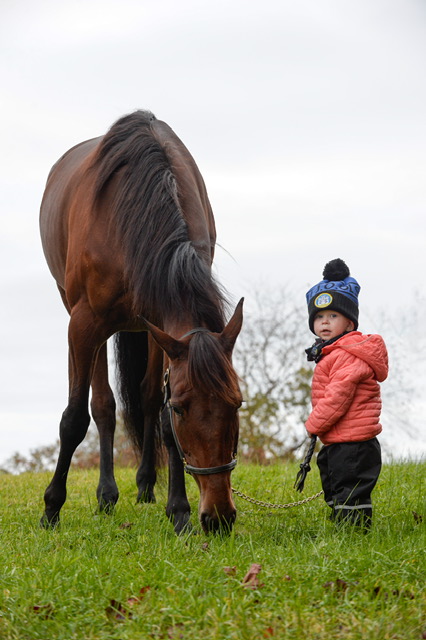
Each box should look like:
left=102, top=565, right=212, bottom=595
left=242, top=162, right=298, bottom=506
left=305, top=332, right=388, bottom=445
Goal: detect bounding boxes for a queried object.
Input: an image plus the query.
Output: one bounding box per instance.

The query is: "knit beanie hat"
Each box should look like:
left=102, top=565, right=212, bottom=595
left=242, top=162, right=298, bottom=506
left=306, top=258, right=360, bottom=333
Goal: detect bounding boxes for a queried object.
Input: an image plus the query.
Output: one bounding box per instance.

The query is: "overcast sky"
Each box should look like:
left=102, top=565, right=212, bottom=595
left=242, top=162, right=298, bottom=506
left=1, top=0, right=425, bottom=465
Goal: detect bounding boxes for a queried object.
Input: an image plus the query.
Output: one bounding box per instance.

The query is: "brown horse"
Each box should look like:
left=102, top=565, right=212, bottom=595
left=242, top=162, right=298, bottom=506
left=39, top=110, right=243, bottom=534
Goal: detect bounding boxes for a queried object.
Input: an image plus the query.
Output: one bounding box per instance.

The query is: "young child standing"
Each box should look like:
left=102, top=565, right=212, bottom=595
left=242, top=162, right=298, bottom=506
left=305, top=258, right=388, bottom=527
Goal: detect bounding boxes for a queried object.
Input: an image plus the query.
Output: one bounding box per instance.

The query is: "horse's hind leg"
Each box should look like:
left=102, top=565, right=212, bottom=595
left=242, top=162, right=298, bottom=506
left=136, top=337, right=163, bottom=503
left=90, top=341, right=119, bottom=513
left=41, top=305, right=101, bottom=528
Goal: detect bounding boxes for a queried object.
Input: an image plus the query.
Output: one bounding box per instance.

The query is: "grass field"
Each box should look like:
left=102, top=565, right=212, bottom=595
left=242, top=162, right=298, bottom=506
left=0, top=460, right=424, bottom=639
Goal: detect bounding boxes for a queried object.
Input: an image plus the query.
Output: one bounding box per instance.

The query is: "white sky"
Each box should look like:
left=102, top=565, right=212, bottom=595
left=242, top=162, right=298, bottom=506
left=1, top=0, right=425, bottom=464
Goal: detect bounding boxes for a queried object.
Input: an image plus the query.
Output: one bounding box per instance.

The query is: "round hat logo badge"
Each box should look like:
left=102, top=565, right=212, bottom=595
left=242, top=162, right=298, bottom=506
left=314, top=293, right=333, bottom=308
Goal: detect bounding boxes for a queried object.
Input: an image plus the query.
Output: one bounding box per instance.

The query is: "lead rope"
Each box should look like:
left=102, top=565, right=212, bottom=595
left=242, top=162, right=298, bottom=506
left=231, top=487, right=323, bottom=509
left=231, top=436, right=323, bottom=510
left=294, top=435, right=317, bottom=492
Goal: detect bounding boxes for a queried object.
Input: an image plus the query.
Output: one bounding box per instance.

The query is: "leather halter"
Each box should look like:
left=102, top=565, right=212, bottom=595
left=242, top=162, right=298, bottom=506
left=162, top=327, right=238, bottom=476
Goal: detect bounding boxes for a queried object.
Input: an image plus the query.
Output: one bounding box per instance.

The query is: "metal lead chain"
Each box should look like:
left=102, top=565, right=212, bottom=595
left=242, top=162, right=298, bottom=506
left=231, top=487, right=323, bottom=509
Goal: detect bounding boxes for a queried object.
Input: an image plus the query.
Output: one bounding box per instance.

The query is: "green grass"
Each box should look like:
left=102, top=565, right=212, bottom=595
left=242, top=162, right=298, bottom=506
left=0, top=461, right=424, bottom=639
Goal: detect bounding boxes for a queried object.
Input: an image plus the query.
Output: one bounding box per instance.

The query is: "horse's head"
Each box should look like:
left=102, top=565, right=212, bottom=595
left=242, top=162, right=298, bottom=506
left=145, top=299, right=243, bottom=533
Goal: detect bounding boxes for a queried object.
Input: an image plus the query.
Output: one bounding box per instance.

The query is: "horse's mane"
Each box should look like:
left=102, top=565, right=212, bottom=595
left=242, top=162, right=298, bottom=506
left=92, top=110, right=226, bottom=331
left=188, top=332, right=242, bottom=406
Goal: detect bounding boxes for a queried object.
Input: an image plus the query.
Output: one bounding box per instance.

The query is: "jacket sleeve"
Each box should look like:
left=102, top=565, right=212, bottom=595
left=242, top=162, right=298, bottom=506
left=305, top=351, right=372, bottom=437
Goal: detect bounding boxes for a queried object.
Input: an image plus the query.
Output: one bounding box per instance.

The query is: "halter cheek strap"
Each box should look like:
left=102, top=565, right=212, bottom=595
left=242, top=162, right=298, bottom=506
left=162, top=330, right=238, bottom=475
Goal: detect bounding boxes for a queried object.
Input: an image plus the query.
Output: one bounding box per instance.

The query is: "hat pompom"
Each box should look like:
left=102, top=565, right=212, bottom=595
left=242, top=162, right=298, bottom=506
left=322, top=258, right=350, bottom=281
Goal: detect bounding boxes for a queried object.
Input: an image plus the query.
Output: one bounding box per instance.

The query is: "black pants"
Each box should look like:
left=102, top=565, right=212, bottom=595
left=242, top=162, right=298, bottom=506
left=317, top=438, right=381, bottom=526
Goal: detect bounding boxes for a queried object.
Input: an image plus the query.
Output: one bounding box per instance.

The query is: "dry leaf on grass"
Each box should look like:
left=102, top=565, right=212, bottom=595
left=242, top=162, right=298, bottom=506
left=32, top=603, right=54, bottom=619
left=106, top=586, right=151, bottom=621
left=105, top=599, right=131, bottom=622
left=127, top=586, right=151, bottom=607
left=373, top=586, right=415, bottom=600
left=167, top=622, right=185, bottom=638
left=263, top=626, right=274, bottom=637
left=242, top=563, right=264, bottom=589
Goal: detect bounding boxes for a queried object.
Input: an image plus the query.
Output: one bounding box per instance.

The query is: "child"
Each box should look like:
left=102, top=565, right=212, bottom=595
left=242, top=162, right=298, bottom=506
left=305, top=258, right=388, bottom=527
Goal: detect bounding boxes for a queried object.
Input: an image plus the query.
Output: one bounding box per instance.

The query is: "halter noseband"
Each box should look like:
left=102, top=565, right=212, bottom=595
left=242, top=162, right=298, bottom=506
left=162, top=327, right=238, bottom=476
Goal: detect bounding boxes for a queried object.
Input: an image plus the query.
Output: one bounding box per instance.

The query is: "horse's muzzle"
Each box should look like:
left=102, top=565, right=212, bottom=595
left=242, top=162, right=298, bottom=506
left=199, top=506, right=236, bottom=534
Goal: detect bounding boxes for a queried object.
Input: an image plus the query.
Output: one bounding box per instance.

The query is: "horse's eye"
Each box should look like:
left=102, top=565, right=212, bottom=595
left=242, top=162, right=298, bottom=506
left=171, top=405, right=184, bottom=417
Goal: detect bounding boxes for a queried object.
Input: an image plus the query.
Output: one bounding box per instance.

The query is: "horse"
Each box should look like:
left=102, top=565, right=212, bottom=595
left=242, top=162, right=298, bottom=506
left=39, top=110, right=243, bottom=534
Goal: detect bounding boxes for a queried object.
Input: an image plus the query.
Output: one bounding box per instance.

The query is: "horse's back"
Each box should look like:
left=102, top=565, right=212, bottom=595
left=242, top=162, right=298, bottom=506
left=39, top=112, right=217, bottom=316
left=39, top=137, right=100, bottom=286
left=151, top=119, right=216, bottom=259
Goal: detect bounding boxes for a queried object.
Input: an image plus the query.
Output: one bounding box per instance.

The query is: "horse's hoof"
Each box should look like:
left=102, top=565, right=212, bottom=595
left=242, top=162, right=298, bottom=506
left=136, top=489, right=156, bottom=504
left=40, top=513, right=59, bottom=529
left=99, top=504, right=115, bottom=515
left=96, top=486, right=119, bottom=513
left=98, top=499, right=117, bottom=515
left=168, top=512, right=192, bottom=535
left=176, top=520, right=194, bottom=536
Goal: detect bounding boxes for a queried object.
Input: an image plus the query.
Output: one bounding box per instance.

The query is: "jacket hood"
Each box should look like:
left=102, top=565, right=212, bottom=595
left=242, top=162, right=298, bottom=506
left=321, top=331, right=388, bottom=382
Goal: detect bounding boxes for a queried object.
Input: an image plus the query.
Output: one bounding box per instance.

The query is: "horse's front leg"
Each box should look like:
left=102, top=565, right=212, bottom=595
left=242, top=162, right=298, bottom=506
left=41, top=401, right=91, bottom=528
left=90, top=341, right=119, bottom=513
left=162, top=409, right=191, bottom=534
left=40, top=306, right=101, bottom=528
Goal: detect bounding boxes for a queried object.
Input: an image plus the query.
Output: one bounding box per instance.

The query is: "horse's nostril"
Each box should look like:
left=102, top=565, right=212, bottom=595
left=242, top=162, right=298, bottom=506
left=200, top=512, right=209, bottom=530
left=200, top=512, right=215, bottom=533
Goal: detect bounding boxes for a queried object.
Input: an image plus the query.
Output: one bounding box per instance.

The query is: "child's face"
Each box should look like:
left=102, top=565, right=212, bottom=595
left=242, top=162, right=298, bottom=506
left=313, top=310, right=355, bottom=341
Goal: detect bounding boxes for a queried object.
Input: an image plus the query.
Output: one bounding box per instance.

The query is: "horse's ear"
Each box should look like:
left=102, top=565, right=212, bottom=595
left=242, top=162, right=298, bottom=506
left=143, top=319, right=188, bottom=361
left=220, top=297, right=244, bottom=355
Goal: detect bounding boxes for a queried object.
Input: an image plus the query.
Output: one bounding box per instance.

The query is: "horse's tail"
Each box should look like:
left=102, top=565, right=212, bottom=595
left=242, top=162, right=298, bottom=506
left=114, top=331, right=149, bottom=454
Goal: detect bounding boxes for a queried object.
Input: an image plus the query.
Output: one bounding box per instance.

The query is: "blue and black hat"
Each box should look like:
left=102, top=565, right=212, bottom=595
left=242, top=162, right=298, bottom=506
left=306, top=258, right=360, bottom=334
